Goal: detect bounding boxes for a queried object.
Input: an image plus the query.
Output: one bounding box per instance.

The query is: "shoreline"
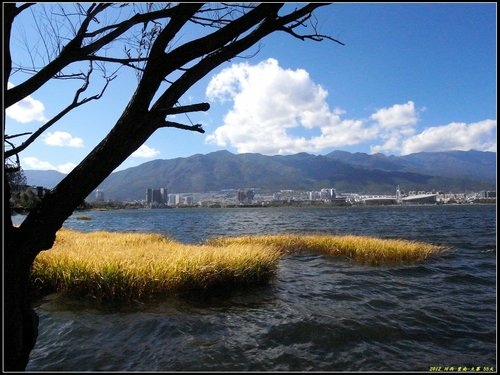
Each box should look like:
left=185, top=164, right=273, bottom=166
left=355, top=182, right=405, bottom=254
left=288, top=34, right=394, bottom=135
left=10, top=200, right=496, bottom=216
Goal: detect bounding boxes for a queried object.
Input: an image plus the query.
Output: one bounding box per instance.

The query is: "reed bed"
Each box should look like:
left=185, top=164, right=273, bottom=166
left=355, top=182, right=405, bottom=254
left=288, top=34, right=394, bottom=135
left=75, top=215, right=92, bottom=220
left=207, top=234, right=445, bottom=266
left=31, top=229, right=280, bottom=301
left=31, top=230, right=444, bottom=301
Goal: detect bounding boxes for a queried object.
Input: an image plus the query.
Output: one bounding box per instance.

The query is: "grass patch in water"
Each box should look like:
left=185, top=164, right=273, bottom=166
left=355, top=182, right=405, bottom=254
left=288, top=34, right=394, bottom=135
left=31, top=229, right=280, bottom=301
left=75, top=215, right=92, bottom=220
left=31, top=230, right=444, bottom=301
left=207, top=234, right=445, bottom=266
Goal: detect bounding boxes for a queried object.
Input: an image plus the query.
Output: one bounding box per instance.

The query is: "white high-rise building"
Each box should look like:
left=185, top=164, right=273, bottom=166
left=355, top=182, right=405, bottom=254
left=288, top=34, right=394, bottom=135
left=396, top=185, right=402, bottom=204
left=95, top=189, right=104, bottom=201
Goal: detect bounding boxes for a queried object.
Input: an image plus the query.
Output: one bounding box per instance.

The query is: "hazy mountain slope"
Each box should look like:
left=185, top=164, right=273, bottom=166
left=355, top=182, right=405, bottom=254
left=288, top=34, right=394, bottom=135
left=24, top=150, right=496, bottom=201
left=24, top=170, right=66, bottom=188
left=94, top=150, right=496, bottom=200
left=326, top=150, right=496, bottom=181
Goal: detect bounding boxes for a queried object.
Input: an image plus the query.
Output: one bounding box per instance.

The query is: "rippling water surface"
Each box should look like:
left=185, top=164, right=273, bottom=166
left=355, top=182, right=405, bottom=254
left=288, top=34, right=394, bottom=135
left=18, top=205, right=496, bottom=371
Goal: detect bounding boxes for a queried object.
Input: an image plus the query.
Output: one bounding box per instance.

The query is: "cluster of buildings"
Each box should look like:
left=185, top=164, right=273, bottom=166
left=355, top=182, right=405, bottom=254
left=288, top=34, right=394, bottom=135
left=273, top=188, right=337, bottom=202
left=14, top=182, right=496, bottom=210
left=270, top=187, right=496, bottom=206
left=137, top=185, right=496, bottom=208
left=145, top=187, right=197, bottom=207
left=145, top=187, right=168, bottom=207
left=140, top=187, right=341, bottom=208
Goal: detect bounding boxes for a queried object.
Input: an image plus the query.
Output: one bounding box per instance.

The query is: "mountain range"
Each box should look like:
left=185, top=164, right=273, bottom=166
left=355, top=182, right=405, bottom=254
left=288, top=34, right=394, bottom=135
left=24, top=149, right=496, bottom=201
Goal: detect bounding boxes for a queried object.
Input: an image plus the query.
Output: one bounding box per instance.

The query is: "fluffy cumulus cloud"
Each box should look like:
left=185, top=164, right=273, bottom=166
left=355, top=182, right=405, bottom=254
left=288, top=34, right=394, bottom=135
left=22, top=156, right=76, bottom=174
left=370, top=101, right=418, bottom=130
left=6, top=82, right=48, bottom=123
left=400, top=119, right=497, bottom=155
left=205, top=59, right=496, bottom=156
left=369, top=101, right=419, bottom=154
left=205, top=58, right=376, bottom=154
left=44, top=131, right=84, bottom=148
left=131, top=144, right=160, bottom=158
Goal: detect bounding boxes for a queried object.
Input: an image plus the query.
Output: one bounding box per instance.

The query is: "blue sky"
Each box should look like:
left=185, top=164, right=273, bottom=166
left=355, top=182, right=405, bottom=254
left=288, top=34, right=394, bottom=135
left=5, top=3, right=497, bottom=173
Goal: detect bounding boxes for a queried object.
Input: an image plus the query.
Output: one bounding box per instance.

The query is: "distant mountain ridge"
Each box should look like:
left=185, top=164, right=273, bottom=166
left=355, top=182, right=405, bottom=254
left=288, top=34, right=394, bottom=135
left=24, top=150, right=496, bottom=201
left=23, top=169, right=66, bottom=189
left=325, top=149, right=496, bottom=181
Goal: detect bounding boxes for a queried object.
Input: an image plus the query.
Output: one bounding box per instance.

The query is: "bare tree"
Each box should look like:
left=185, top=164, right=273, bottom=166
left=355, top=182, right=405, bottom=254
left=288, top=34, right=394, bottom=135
left=3, top=3, right=341, bottom=370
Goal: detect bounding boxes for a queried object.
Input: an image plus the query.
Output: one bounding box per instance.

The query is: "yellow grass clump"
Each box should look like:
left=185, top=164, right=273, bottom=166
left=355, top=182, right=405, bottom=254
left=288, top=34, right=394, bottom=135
left=207, top=234, right=445, bottom=266
left=31, top=229, right=280, bottom=301
left=75, top=215, right=92, bottom=220
left=31, top=230, right=445, bottom=301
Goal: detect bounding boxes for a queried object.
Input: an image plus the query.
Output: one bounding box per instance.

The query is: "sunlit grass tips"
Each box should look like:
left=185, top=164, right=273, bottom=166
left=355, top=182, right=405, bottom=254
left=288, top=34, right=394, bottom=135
left=31, top=229, right=280, bottom=301
left=31, top=230, right=445, bottom=301
left=207, top=234, right=445, bottom=266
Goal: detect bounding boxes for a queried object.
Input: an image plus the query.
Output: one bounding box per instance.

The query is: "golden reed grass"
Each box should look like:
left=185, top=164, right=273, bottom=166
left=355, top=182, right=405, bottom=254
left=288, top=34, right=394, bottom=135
left=208, top=234, right=445, bottom=266
left=31, top=229, right=280, bottom=301
left=31, top=229, right=445, bottom=301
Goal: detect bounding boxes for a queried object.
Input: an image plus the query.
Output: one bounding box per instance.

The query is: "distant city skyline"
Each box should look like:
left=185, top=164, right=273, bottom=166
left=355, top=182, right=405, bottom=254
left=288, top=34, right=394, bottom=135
left=88, top=186, right=495, bottom=207
left=6, top=3, right=496, bottom=174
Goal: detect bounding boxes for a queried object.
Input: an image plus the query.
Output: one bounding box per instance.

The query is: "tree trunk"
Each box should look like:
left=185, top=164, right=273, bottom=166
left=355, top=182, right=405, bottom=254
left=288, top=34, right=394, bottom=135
left=4, top=178, right=41, bottom=371
left=4, top=235, right=40, bottom=371
left=3, top=5, right=331, bottom=368
left=3, top=110, right=156, bottom=370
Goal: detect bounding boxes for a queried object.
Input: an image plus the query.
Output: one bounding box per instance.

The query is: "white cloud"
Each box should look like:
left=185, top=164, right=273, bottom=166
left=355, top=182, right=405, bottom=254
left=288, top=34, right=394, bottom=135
left=22, top=156, right=76, bottom=174
left=370, top=101, right=418, bottom=129
left=131, top=144, right=160, bottom=158
left=370, top=136, right=404, bottom=154
left=369, top=101, right=419, bottom=154
left=205, top=58, right=376, bottom=155
left=400, top=119, right=497, bottom=155
left=56, top=162, right=78, bottom=174
left=44, top=131, right=84, bottom=148
left=6, top=82, right=48, bottom=123
left=205, top=60, right=496, bottom=156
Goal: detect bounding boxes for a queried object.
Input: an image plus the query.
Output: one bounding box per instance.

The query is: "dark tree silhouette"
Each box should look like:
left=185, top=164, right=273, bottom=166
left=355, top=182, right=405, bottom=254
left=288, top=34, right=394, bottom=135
left=3, top=3, right=341, bottom=370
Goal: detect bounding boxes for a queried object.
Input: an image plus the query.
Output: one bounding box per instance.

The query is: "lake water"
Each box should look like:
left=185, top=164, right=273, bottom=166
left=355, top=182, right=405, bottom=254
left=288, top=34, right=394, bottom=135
left=16, top=205, right=496, bottom=371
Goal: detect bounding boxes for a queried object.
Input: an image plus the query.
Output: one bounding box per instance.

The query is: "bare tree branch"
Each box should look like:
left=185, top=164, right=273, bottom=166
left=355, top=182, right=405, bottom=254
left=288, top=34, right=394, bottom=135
left=280, top=26, right=345, bottom=45
left=5, top=3, right=197, bottom=108
left=5, top=3, right=339, bottom=161
left=148, top=3, right=283, bottom=113
left=279, top=7, right=345, bottom=45
left=4, top=63, right=115, bottom=159
left=86, top=55, right=149, bottom=64
left=5, top=4, right=340, bottom=371
left=4, top=132, right=33, bottom=140
left=82, top=5, right=177, bottom=38
left=4, top=137, right=22, bottom=173
left=15, top=3, right=36, bottom=16
left=157, top=102, right=210, bottom=116
left=160, top=121, right=205, bottom=133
